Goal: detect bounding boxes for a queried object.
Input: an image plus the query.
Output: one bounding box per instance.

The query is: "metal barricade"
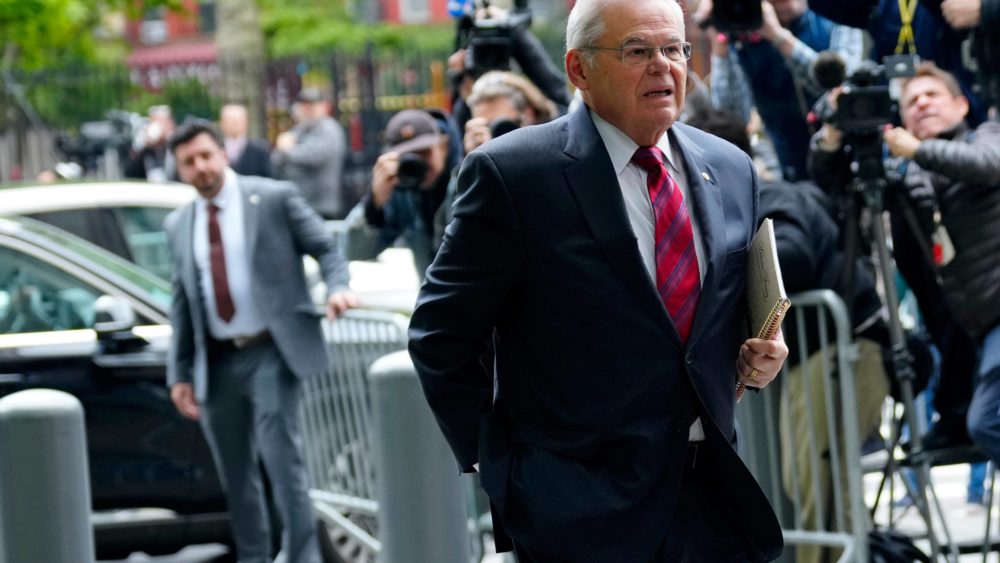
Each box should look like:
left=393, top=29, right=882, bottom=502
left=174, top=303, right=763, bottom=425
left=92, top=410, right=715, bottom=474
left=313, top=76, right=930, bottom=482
left=298, top=308, right=410, bottom=563
left=738, top=289, right=873, bottom=563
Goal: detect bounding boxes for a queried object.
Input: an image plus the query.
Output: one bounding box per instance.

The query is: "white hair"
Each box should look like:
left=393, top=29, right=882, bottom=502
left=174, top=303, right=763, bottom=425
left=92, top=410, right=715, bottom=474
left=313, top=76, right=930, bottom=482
left=566, top=0, right=611, bottom=66
left=566, top=0, right=685, bottom=66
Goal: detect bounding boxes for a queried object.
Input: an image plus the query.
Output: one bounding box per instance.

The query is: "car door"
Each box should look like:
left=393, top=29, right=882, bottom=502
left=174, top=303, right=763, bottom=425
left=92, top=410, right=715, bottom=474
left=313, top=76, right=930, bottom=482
left=0, top=242, right=224, bottom=514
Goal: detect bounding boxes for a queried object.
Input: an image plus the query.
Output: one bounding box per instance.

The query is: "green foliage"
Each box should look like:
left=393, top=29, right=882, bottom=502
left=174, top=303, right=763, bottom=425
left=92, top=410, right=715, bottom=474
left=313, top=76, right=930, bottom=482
left=126, top=78, right=221, bottom=122
left=0, top=0, right=177, bottom=70
left=21, top=67, right=131, bottom=130
left=260, top=1, right=454, bottom=57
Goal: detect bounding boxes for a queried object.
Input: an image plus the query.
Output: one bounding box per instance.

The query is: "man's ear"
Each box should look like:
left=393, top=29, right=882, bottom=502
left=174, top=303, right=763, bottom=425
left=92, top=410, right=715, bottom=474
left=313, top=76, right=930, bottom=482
left=566, top=50, right=590, bottom=92
left=957, top=95, right=970, bottom=120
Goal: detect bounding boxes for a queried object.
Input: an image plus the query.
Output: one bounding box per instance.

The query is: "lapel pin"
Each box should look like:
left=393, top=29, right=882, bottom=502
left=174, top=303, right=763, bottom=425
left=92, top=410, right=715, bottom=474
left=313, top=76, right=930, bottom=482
left=250, top=194, right=260, bottom=205
left=701, top=172, right=712, bottom=182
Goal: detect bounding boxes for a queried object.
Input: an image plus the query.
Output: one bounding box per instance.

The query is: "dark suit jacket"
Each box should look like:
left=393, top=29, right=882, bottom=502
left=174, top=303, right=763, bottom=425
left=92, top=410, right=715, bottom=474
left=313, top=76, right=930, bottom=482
left=408, top=108, right=782, bottom=562
left=229, top=139, right=273, bottom=178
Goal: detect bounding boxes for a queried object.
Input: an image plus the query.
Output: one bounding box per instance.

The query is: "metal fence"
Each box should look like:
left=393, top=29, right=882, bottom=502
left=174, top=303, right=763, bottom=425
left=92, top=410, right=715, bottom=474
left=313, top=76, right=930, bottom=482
left=301, top=292, right=882, bottom=563
left=300, top=308, right=411, bottom=563
left=738, top=289, right=873, bottom=563
left=0, top=47, right=454, bottom=187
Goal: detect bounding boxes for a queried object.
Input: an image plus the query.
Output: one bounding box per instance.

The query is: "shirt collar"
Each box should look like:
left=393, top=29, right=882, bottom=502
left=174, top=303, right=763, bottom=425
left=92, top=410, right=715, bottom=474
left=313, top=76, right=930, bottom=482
left=205, top=168, right=239, bottom=210
left=590, top=110, right=681, bottom=176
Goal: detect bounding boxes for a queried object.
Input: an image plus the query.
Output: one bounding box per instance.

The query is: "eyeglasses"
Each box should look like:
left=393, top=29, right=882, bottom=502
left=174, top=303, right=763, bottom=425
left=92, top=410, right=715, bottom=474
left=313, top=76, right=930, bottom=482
left=584, top=42, right=693, bottom=65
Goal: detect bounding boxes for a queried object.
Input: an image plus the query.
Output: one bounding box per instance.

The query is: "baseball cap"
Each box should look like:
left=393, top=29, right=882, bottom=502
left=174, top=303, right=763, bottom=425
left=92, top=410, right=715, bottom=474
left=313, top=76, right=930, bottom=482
left=384, top=109, right=440, bottom=154
left=296, top=87, right=325, bottom=103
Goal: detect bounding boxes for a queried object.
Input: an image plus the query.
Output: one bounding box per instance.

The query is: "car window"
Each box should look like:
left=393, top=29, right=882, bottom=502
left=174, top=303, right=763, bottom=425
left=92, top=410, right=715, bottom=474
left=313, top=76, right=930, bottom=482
left=117, top=207, right=173, bottom=280
left=0, top=247, right=101, bottom=334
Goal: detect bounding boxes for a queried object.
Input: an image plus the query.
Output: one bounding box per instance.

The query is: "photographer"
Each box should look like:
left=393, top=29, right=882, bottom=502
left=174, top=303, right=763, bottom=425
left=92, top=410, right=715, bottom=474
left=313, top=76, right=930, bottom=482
left=700, top=0, right=864, bottom=182
left=447, top=0, right=570, bottom=136
left=460, top=70, right=556, bottom=155
left=342, top=109, right=461, bottom=280
left=124, top=105, right=176, bottom=183
left=810, top=62, right=1000, bottom=451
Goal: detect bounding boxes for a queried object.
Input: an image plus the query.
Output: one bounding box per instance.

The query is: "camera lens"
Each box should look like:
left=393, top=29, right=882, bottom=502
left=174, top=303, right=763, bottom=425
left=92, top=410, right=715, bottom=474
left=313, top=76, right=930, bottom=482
left=489, top=118, right=520, bottom=139
left=397, top=152, right=429, bottom=191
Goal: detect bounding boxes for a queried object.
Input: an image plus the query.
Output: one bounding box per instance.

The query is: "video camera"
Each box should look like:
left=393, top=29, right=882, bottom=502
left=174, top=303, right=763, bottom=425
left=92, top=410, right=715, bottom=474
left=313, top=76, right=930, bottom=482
left=56, top=110, right=144, bottom=174
left=396, top=153, right=428, bottom=191
left=454, top=0, right=532, bottom=76
left=811, top=53, right=918, bottom=134
left=708, top=0, right=763, bottom=33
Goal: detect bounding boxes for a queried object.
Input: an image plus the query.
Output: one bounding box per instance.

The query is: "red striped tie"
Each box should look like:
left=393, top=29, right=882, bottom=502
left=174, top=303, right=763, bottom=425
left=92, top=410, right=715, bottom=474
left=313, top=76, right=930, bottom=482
left=632, top=147, right=700, bottom=342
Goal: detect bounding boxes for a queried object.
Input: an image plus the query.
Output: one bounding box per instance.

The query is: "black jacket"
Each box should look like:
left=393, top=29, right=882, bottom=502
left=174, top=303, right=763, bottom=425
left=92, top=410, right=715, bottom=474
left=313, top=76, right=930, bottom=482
left=229, top=138, right=273, bottom=178
left=913, top=120, right=1000, bottom=338
left=809, top=121, right=1000, bottom=339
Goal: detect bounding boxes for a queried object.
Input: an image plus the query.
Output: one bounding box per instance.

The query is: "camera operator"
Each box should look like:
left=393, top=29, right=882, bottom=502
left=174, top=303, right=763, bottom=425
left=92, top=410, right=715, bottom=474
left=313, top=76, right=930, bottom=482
left=810, top=62, right=1000, bottom=452
left=447, top=0, right=570, bottom=136
left=342, top=109, right=461, bottom=281
left=698, top=0, right=864, bottom=182
left=124, top=105, right=176, bottom=183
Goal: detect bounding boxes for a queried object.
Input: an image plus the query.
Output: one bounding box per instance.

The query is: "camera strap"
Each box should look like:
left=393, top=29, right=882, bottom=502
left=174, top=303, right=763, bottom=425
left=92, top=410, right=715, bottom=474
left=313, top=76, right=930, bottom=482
left=895, top=0, right=919, bottom=55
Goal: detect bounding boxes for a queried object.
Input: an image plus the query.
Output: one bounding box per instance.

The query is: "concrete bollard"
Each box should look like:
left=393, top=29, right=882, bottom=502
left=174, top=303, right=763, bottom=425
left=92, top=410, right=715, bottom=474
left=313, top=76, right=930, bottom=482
left=0, top=389, right=94, bottom=563
left=369, top=351, right=469, bottom=563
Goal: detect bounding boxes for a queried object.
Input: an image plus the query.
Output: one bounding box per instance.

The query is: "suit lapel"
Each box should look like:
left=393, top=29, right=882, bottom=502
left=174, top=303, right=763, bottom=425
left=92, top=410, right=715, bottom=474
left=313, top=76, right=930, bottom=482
left=239, top=176, right=260, bottom=260
left=669, top=125, right=726, bottom=347
left=563, top=109, right=678, bottom=341
left=178, top=203, right=200, bottom=300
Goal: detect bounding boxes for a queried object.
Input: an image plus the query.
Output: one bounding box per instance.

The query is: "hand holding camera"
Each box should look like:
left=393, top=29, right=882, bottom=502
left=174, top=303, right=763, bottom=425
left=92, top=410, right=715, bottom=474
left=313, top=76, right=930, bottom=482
left=464, top=117, right=493, bottom=154
left=883, top=126, right=921, bottom=159
left=371, top=150, right=430, bottom=208
left=371, top=152, right=402, bottom=208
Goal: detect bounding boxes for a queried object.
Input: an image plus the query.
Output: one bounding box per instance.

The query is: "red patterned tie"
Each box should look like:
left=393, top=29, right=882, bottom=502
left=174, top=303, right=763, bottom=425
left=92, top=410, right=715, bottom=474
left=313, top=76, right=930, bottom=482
left=632, top=147, right=700, bottom=342
left=207, top=203, right=236, bottom=323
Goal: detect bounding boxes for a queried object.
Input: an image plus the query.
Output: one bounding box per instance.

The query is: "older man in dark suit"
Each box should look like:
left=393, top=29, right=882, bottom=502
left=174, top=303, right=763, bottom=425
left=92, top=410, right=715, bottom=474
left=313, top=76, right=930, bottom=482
left=219, top=104, right=272, bottom=178
left=165, top=119, right=357, bottom=563
left=408, top=0, right=789, bottom=561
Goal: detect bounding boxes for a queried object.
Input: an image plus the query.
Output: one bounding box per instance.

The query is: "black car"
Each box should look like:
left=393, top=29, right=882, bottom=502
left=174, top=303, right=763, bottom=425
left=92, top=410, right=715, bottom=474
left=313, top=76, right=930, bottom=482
left=0, top=215, right=229, bottom=558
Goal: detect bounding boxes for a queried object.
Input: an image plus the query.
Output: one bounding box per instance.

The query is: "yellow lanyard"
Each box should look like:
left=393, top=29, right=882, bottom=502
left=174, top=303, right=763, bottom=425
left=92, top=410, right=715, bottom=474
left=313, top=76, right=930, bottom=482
left=896, top=0, right=918, bottom=54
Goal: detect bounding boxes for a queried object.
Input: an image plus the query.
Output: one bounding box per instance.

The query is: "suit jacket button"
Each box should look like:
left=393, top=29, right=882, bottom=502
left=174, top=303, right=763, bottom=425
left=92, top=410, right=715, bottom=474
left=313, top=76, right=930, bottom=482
left=685, top=353, right=694, bottom=365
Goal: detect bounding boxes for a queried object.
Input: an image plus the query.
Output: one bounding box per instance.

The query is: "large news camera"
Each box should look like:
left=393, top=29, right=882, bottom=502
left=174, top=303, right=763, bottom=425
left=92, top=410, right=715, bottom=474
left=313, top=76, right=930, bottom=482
left=56, top=110, right=144, bottom=175
left=454, top=0, right=533, bottom=76
left=708, top=0, right=763, bottom=32
left=811, top=53, right=918, bottom=134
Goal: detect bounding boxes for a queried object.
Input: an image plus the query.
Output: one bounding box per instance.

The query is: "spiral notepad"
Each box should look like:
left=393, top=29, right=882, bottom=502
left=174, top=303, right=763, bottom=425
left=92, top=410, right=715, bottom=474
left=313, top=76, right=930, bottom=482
left=737, top=218, right=791, bottom=402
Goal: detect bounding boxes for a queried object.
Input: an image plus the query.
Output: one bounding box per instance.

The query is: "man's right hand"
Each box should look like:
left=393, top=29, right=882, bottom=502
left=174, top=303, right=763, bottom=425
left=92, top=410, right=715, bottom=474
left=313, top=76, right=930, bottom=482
left=464, top=117, right=493, bottom=154
left=170, top=383, right=200, bottom=421
left=371, top=151, right=401, bottom=208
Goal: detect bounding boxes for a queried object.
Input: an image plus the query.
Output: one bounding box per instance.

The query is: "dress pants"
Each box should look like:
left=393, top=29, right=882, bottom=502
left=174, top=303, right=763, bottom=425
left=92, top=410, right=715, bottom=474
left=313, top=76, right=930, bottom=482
left=513, top=445, right=758, bottom=563
left=199, top=338, right=321, bottom=563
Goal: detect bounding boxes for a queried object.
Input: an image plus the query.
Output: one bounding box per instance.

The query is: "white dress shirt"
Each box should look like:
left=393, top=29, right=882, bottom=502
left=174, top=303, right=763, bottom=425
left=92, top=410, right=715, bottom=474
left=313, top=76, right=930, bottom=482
left=193, top=168, right=266, bottom=340
left=591, top=113, right=705, bottom=441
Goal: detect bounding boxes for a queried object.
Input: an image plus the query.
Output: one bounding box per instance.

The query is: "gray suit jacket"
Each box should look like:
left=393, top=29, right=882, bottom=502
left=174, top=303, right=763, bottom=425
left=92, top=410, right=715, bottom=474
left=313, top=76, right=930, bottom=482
left=165, top=174, right=350, bottom=401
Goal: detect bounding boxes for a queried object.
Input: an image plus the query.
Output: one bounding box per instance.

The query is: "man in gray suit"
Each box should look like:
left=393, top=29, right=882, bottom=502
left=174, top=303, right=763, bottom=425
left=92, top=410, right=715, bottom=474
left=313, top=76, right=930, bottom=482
left=272, top=88, right=348, bottom=219
left=165, top=119, right=357, bottom=563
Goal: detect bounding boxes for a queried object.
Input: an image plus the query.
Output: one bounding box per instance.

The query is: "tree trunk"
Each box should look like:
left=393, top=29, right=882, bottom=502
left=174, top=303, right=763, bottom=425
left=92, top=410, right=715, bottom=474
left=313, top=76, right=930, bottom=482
left=215, top=0, right=267, bottom=138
